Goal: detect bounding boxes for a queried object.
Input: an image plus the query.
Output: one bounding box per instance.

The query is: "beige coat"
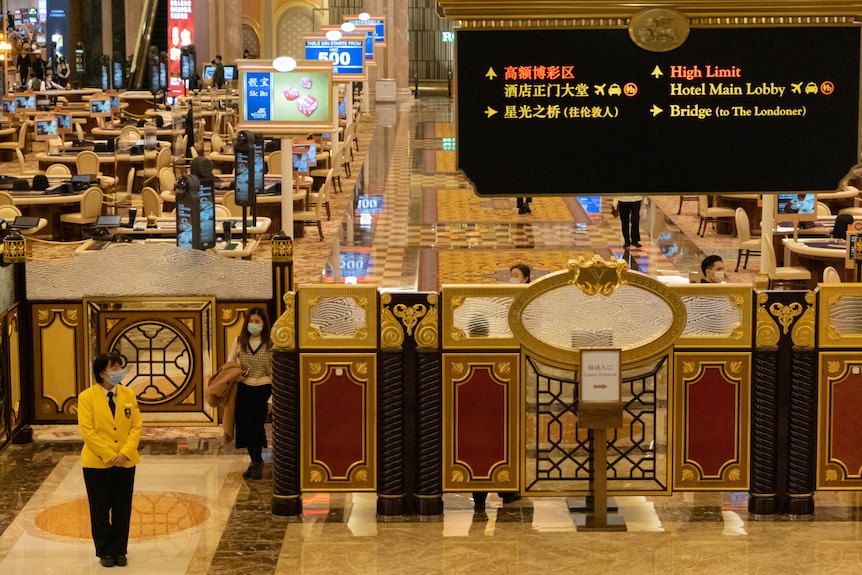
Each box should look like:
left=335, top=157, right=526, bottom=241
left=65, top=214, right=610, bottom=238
left=205, top=360, right=244, bottom=443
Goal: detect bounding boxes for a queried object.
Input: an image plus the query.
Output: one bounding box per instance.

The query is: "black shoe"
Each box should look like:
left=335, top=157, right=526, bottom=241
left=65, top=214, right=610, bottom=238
left=114, top=555, right=127, bottom=567
left=501, top=493, right=521, bottom=504
left=249, top=460, right=264, bottom=480
left=632, top=242, right=642, bottom=248
left=623, top=243, right=631, bottom=249
left=242, top=463, right=254, bottom=479
left=518, top=206, right=528, bottom=214
left=100, top=555, right=115, bottom=568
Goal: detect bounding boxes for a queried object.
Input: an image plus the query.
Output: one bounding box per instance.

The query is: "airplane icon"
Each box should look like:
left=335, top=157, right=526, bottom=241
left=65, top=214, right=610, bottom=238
left=791, top=82, right=803, bottom=94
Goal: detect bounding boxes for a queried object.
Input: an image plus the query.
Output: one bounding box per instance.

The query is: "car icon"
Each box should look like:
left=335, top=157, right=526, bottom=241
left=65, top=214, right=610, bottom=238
left=608, top=84, right=622, bottom=96
left=805, top=82, right=819, bottom=94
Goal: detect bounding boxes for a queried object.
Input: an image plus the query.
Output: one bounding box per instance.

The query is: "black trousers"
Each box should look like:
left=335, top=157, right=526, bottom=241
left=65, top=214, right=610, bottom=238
left=235, top=382, right=272, bottom=462
left=618, top=200, right=642, bottom=245
left=83, top=466, right=136, bottom=558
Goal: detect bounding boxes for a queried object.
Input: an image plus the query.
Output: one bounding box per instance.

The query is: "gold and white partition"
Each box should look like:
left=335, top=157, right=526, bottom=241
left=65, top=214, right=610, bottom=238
left=509, top=256, right=685, bottom=495
left=83, top=298, right=217, bottom=426
left=297, top=285, right=378, bottom=491
left=32, top=303, right=87, bottom=422
left=441, top=284, right=525, bottom=348
left=817, top=284, right=862, bottom=489
left=441, top=285, right=523, bottom=492
left=297, top=284, right=378, bottom=350
left=669, top=285, right=752, bottom=490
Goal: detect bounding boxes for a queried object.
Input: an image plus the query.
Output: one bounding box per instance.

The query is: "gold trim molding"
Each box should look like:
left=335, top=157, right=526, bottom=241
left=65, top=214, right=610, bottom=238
left=671, top=284, right=753, bottom=349
left=439, top=1, right=862, bottom=22
left=271, top=292, right=296, bottom=351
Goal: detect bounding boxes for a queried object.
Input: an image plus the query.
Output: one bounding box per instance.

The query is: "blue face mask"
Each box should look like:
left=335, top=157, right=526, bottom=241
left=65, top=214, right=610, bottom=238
left=247, top=323, right=263, bottom=335
left=108, top=371, right=124, bottom=386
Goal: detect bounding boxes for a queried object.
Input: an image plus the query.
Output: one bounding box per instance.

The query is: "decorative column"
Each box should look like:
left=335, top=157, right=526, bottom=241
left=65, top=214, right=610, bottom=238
left=750, top=290, right=817, bottom=516
left=270, top=292, right=301, bottom=516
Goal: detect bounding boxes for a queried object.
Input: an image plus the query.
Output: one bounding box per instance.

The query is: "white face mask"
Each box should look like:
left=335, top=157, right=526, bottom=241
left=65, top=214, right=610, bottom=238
left=713, top=271, right=725, bottom=282
left=509, top=278, right=522, bottom=284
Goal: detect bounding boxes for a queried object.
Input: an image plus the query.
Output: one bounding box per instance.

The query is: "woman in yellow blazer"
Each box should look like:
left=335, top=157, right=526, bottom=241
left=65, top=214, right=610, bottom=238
left=77, top=352, right=142, bottom=568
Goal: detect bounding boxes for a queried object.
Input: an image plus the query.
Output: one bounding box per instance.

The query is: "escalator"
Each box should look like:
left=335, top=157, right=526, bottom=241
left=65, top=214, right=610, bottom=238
left=128, top=0, right=162, bottom=89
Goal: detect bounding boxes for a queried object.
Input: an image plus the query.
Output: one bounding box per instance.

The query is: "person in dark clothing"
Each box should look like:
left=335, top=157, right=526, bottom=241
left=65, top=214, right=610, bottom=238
left=17, top=52, right=30, bottom=86
left=212, top=54, right=225, bottom=89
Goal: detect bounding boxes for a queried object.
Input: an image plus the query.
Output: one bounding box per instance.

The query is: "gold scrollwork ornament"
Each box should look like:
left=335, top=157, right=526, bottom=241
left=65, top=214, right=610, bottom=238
left=769, top=302, right=803, bottom=335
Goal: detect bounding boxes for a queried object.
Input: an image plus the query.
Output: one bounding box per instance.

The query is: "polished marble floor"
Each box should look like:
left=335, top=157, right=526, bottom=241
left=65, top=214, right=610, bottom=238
left=0, top=94, right=831, bottom=574
left=4, top=428, right=862, bottom=574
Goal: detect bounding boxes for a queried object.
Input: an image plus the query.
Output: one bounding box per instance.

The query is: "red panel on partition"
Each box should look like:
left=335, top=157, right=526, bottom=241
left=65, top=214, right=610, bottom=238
left=831, top=371, right=862, bottom=476
left=456, top=366, right=507, bottom=478
left=687, top=366, right=737, bottom=477
left=312, top=369, right=365, bottom=478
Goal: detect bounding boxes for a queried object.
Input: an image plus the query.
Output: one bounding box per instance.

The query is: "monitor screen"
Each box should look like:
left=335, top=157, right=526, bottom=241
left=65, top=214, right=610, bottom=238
left=2, top=98, right=15, bottom=115
left=90, top=98, right=112, bottom=116
left=96, top=215, right=122, bottom=227
left=34, top=117, right=58, bottom=140
left=202, top=64, right=215, bottom=80
left=293, top=153, right=309, bottom=173
left=846, top=231, right=859, bottom=269
left=10, top=216, right=40, bottom=229
left=776, top=193, right=817, bottom=221
left=55, top=111, right=72, bottom=131
left=35, top=33, right=46, bottom=44
left=110, top=95, right=119, bottom=109
left=224, top=66, right=236, bottom=81
left=15, top=94, right=36, bottom=110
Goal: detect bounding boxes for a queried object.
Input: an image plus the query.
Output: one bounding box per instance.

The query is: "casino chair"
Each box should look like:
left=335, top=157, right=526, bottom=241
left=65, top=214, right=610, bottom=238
left=816, top=201, right=832, bottom=217
left=0, top=121, right=31, bottom=161
left=221, top=190, right=242, bottom=217
left=59, top=186, right=103, bottom=240
left=267, top=150, right=282, bottom=175
left=293, top=180, right=326, bottom=241
left=45, top=163, right=72, bottom=177
left=75, top=150, right=116, bottom=188
left=762, top=234, right=811, bottom=289
left=0, top=191, right=15, bottom=206
left=697, top=195, right=736, bottom=237
left=214, top=205, right=231, bottom=218
left=210, top=133, right=225, bottom=154
left=141, top=186, right=163, bottom=218
left=118, top=125, right=141, bottom=142
left=823, top=266, right=842, bottom=283
left=310, top=146, right=342, bottom=194
left=308, top=169, right=333, bottom=221
left=734, top=208, right=761, bottom=271
left=12, top=148, right=44, bottom=176
left=158, top=167, right=176, bottom=195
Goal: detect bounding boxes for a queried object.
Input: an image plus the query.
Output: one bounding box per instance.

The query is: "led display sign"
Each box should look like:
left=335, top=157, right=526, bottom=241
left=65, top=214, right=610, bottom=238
left=237, top=60, right=335, bottom=134
left=456, top=27, right=860, bottom=195
left=304, top=35, right=367, bottom=80
left=343, top=16, right=387, bottom=47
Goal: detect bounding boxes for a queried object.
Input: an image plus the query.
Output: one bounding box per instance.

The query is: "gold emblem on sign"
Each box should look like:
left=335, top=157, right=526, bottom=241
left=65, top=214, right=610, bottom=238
left=628, top=8, right=690, bottom=53
left=770, top=302, right=803, bottom=335
left=393, top=304, right=427, bottom=336
left=567, top=255, right=627, bottom=296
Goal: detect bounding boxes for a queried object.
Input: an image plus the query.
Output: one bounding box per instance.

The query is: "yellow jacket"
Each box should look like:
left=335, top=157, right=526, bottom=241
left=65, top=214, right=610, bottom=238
left=77, top=384, right=143, bottom=468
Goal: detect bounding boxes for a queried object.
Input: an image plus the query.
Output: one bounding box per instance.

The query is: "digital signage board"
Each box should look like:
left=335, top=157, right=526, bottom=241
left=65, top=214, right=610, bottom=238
left=456, top=27, right=861, bottom=195
left=304, top=34, right=367, bottom=80
left=323, top=25, right=376, bottom=64
left=343, top=15, right=386, bottom=47
left=237, top=60, right=335, bottom=134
